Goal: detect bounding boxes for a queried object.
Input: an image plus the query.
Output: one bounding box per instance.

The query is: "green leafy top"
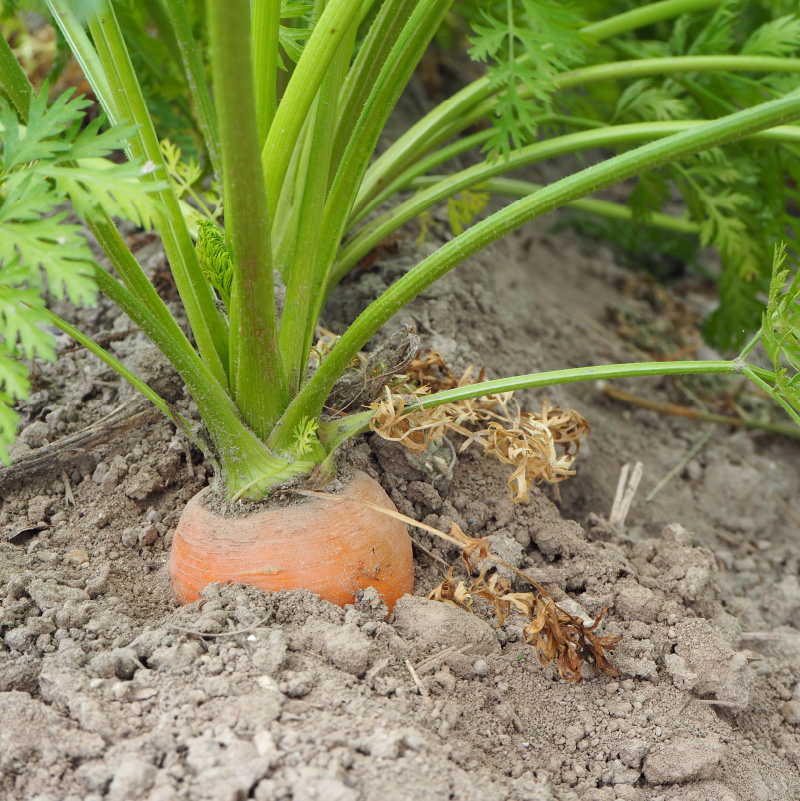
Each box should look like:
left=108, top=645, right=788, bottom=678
left=278, top=0, right=316, bottom=69
left=461, top=0, right=800, bottom=349
left=467, top=0, right=587, bottom=157
left=760, top=243, right=800, bottom=426
left=0, top=87, right=161, bottom=461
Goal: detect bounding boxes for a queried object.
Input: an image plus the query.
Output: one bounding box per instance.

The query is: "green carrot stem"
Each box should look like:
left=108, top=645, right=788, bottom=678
left=252, top=0, right=280, bottom=149
left=272, top=89, right=800, bottom=448
left=0, top=33, right=31, bottom=120
left=261, top=0, right=363, bottom=220
left=87, top=0, right=230, bottom=387
left=207, top=0, right=288, bottom=438
left=279, top=37, right=347, bottom=393
left=162, top=0, right=223, bottom=179
left=356, top=0, right=725, bottom=212
left=333, top=120, right=800, bottom=286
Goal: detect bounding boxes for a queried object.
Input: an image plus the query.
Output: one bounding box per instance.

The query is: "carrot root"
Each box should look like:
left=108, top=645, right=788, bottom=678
left=169, top=470, right=414, bottom=610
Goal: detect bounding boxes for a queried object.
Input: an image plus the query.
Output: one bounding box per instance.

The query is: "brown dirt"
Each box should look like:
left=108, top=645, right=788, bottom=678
left=2, top=212, right=800, bottom=801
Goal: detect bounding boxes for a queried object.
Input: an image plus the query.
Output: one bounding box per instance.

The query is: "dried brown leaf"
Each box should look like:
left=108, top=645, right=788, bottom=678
left=428, top=567, right=474, bottom=612
left=371, top=354, right=590, bottom=503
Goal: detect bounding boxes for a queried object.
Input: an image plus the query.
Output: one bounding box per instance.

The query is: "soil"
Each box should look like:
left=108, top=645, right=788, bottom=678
left=2, top=206, right=800, bottom=801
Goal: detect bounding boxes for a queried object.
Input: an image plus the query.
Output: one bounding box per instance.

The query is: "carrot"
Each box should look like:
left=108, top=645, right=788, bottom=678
left=169, top=470, right=413, bottom=610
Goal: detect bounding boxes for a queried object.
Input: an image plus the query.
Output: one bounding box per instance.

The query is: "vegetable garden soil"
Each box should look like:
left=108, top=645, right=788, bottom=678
left=2, top=219, right=800, bottom=801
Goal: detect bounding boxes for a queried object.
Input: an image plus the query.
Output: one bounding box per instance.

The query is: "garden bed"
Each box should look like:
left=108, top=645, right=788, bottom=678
left=1, top=219, right=800, bottom=801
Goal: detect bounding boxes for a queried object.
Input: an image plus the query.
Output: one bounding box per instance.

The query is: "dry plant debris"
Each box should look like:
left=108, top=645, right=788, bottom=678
left=428, top=522, right=621, bottom=683
left=297, top=487, right=621, bottom=683
left=370, top=350, right=591, bottom=502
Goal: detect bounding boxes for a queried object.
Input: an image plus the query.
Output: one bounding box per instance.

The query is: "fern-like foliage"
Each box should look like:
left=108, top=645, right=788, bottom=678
left=466, top=0, right=587, bottom=157
left=447, top=187, right=490, bottom=235
left=759, top=244, right=800, bottom=425
left=459, top=0, right=800, bottom=349
left=0, top=87, right=161, bottom=461
left=161, top=138, right=221, bottom=221
left=278, top=0, right=316, bottom=69
left=618, top=3, right=800, bottom=349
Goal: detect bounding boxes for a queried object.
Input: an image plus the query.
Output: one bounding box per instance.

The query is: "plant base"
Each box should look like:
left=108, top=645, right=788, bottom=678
left=169, top=470, right=414, bottom=610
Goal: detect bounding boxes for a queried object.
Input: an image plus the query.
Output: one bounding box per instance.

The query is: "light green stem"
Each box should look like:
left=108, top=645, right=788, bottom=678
left=584, top=0, right=722, bottom=41
left=355, top=0, right=725, bottom=212
left=480, top=177, right=699, bottom=234
left=87, top=0, right=230, bottom=387
left=208, top=0, right=288, bottom=438
left=350, top=115, right=603, bottom=226
left=279, top=36, right=347, bottom=393
left=301, top=0, right=453, bottom=377
left=39, top=306, right=192, bottom=433
left=330, top=0, right=416, bottom=176
left=272, top=89, right=800, bottom=448
left=413, top=362, right=737, bottom=406
left=45, top=0, right=116, bottom=121
left=162, top=0, right=223, bottom=179
left=261, top=0, right=363, bottom=219
left=252, top=0, right=280, bottom=149
left=334, top=120, right=800, bottom=286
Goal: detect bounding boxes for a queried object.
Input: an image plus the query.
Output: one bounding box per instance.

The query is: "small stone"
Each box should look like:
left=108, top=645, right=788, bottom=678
left=683, top=460, right=703, bottom=482
left=473, top=659, right=490, bottom=676
left=406, top=481, right=443, bottom=511
left=281, top=671, right=315, bottom=698
left=614, top=787, right=645, bottom=801
left=124, top=470, right=163, bottom=501
left=149, top=640, right=204, bottom=672
left=360, top=729, right=404, bottom=759
left=205, top=676, right=233, bottom=697
left=121, top=528, right=138, bottom=548
left=106, top=759, right=156, bottom=801
left=392, top=597, right=500, bottom=658
left=139, top=524, right=158, bottom=547
left=206, top=657, right=224, bottom=675
left=19, top=421, right=50, bottom=449
left=28, top=579, right=89, bottom=612
left=354, top=587, right=389, bottom=621
left=614, top=583, right=661, bottom=623
left=253, top=730, right=277, bottom=758
left=672, top=618, right=755, bottom=711
left=618, top=738, right=650, bottom=769
left=64, top=549, right=90, bottom=566
left=783, top=701, right=800, bottom=726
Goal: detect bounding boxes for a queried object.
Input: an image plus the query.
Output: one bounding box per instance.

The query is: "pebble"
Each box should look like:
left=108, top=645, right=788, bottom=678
left=281, top=671, right=315, bottom=698
left=138, top=524, right=158, bottom=547
left=64, top=549, right=90, bottom=566
left=472, top=659, right=490, bottom=676
left=360, top=729, right=404, bottom=759
left=618, top=738, right=650, bottom=769
left=614, top=583, right=661, bottom=624
left=783, top=701, right=800, bottom=726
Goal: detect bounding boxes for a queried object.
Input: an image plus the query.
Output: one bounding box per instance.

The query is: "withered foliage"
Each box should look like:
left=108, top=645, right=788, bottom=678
left=371, top=350, right=591, bottom=502
left=429, top=522, right=621, bottom=683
